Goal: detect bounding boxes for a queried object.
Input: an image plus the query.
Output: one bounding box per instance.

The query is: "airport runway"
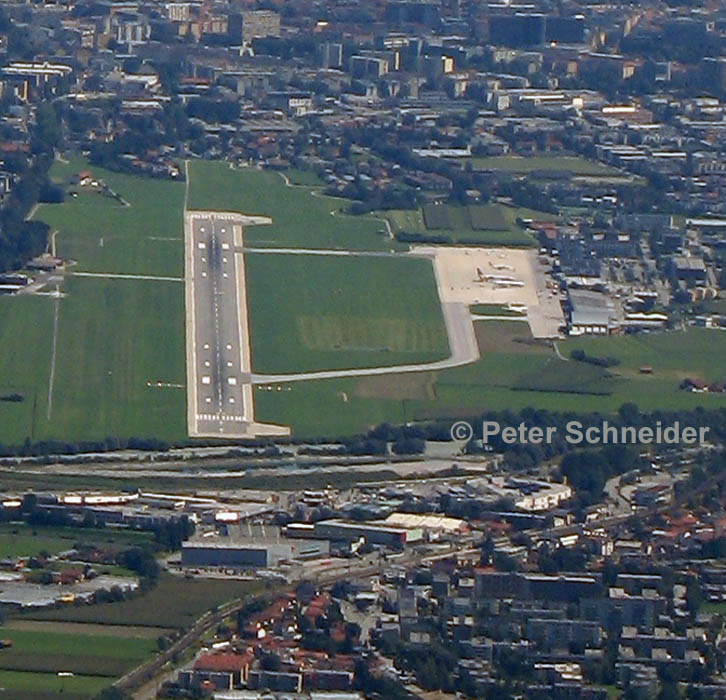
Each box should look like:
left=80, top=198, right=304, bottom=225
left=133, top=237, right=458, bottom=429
left=184, top=211, right=289, bottom=438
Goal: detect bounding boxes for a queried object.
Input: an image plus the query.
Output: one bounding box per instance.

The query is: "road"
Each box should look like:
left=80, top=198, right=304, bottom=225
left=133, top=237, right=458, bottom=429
left=184, top=211, right=289, bottom=438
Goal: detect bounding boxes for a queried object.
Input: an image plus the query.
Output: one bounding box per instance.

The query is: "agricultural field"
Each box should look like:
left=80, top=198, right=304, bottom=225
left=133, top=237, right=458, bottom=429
left=0, top=574, right=261, bottom=700
left=28, top=574, right=259, bottom=629
left=0, top=617, right=160, bottom=700
left=470, top=154, right=622, bottom=177
left=0, top=625, right=156, bottom=677
left=0, top=669, right=110, bottom=700
left=246, top=253, right=449, bottom=374
left=186, top=160, right=394, bottom=251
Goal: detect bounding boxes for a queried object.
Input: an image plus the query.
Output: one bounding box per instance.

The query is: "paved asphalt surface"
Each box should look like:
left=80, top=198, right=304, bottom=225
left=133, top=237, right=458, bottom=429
left=189, top=213, right=250, bottom=436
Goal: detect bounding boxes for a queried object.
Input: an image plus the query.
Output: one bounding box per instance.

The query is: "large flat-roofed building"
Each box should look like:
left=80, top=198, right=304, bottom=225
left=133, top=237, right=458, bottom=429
left=181, top=532, right=329, bottom=569
left=672, top=256, right=707, bottom=284
left=313, top=519, right=420, bottom=547
left=566, top=289, right=618, bottom=335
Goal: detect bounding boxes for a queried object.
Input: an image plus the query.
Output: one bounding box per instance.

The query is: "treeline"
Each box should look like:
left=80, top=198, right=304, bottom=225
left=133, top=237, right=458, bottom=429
left=12, top=494, right=195, bottom=552
left=560, top=444, right=641, bottom=505
left=342, top=182, right=421, bottom=213
left=0, top=102, right=60, bottom=272
left=89, top=101, right=199, bottom=174
left=570, top=349, right=621, bottom=368
left=186, top=97, right=240, bottom=124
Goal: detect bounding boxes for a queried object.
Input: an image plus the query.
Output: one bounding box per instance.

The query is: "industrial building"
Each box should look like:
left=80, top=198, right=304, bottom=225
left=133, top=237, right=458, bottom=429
left=566, top=289, right=619, bottom=335
left=381, top=512, right=469, bottom=539
left=181, top=530, right=329, bottom=570
left=312, top=519, right=421, bottom=547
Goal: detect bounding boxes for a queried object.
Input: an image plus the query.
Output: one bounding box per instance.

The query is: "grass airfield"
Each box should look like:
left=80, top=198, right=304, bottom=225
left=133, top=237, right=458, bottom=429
left=0, top=158, right=718, bottom=444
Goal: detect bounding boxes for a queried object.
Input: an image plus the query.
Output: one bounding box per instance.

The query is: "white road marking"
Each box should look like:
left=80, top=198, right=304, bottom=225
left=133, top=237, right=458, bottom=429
left=72, top=272, right=182, bottom=282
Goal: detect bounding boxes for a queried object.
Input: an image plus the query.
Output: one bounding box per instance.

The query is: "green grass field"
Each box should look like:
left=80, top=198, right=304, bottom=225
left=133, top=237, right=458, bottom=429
left=187, top=161, right=394, bottom=251
left=0, top=627, right=156, bottom=677
left=0, top=276, right=186, bottom=445
left=0, top=158, right=189, bottom=446
left=0, top=296, right=54, bottom=443
left=0, top=523, right=153, bottom=559
left=283, top=168, right=325, bottom=186
left=381, top=203, right=554, bottom=247
left=0, top=670, right=110, bottom=700
left=563, top=329, right=726, bottom=382
left=254, top=323, right=726, bottom=437
left=41, top=156, right=185, bottom=277
left=470, top=155, right=621, bottom=177
left=28, top=574, right=259, bottom=629
left=246, top=254, right=448, bottom=374
left=46, top=275, right=185, bottom=443
left=470, top=304, right=526, bottom=317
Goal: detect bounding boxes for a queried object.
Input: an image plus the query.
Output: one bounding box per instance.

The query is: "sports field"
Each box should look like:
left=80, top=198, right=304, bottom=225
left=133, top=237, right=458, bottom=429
left=246, top=253, right=449, bottom=373
left=186, top=160, right=394, bottom=251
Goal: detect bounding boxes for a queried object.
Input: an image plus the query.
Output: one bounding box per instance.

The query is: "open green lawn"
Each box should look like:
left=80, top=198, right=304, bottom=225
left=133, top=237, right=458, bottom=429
left=380, top=203, right=554, bottom=247
left=45, top=275, right=185, bottom=443
left=247, top=254, right=448, bottom=374
left=0, top=627, right=156, bottom=677
left=41, top=157, right=185, bottom=277
left=283, top=168, right=325, bottom=186
left=187, top=160, right=394, bottom=251
left=254, top=323, right=726, bottom=437
left=0, top=523, right=153, bottom=559
left=28, top=574, right=259, bottom=629
left=470, top=155, right=622, bottom=177
left=0, top=296, right=54, bottom=443
left=0, top=670, right=110, bottom=700
left=563, top=329, right=726, bottom=382
left=0, top=159, right=188, bottom=446
left=470, top=304, right=526, bottom=317
left=0, top=276, right=186, bottom=445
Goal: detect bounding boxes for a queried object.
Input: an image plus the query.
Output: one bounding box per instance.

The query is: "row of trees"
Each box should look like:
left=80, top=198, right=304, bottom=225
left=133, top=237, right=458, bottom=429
left=0, top=102, right=61, bottom=272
